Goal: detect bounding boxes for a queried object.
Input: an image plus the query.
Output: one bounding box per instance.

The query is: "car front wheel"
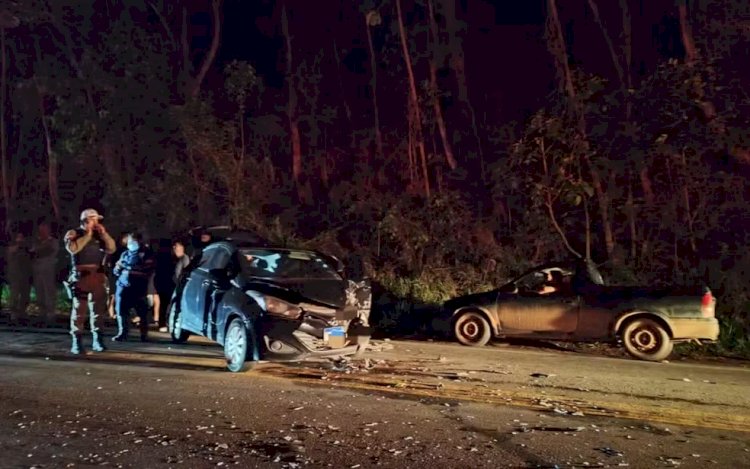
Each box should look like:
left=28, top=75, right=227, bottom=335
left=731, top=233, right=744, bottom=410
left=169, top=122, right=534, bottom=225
left=168, top=301, right=190, bottom=344
left=453, top=311, right=492, bottom=347
left=224, top=318, right=253, bottom=372
left=622, top=318, right=673, bottom=361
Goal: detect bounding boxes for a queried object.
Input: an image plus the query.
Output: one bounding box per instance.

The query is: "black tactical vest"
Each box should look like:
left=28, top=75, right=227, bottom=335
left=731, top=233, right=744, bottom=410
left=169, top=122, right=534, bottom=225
left=71, top=228, right=107, bottom=266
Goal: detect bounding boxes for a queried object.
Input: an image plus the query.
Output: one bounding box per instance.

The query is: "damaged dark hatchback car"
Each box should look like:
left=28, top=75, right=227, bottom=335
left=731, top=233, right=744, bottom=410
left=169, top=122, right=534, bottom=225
left=168, top=240, right=372, bottom=372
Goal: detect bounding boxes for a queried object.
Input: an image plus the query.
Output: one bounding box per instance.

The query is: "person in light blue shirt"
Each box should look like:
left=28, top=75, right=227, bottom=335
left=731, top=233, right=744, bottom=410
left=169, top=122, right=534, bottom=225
left=112, top=232, right=154, bottom=342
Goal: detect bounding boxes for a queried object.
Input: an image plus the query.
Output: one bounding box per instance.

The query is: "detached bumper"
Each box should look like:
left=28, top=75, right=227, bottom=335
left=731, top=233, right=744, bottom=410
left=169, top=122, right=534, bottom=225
left=670, top=317, right=720, bottom=341
left=261, top=321, right=372, bottom=360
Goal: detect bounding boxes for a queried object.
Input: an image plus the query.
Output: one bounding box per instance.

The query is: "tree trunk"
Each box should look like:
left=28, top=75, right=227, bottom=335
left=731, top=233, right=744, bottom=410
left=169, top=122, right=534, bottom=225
left=36, top=82, right=60, bottom=222
left=281, top=4, right=303, bottom=188
left=679, top=151, right=697, bottom=253
left=426, top=0, right=457, bottom=171
left=546, top=0, right=578, bottom=119
left=619, top=0, right=633, bottom=119
left=10, top=114, right=20, bottom=200
left=547, top=0, right=616, bottom=260
left=181, top=7, right=191, bottom=93
left=0, top=27, right=9, bottom=232
left=364, top=11, right=384, bottom=159
left=396, top=0, right=430, bottom=198
left=678, top=1, right=698, bottom=64
left=585, top=0, right=625, bottom=89
left=540, top=138, right=581, bottom=258
left=186, top=148, right=209, bottom=224
left=332, top=40, right=354, bottom=149
left=442, top=0, right=483, bottom=171
left=640, top=166, right=655, bottom=205
left=586, top=155, right=616, bottom=259
left=188, top=0, right=222, bottom=99
left=626, top=171, right=636, bottom=259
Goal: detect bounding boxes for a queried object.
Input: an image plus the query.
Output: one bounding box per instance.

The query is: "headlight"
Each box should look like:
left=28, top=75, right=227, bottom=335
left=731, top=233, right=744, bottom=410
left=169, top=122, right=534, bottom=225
left=263, top=295, right=302, bottom=320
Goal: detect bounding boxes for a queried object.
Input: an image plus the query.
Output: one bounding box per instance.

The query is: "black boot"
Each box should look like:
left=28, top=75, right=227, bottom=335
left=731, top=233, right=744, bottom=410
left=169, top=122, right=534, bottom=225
left=70, top=334, right=83, bottom=355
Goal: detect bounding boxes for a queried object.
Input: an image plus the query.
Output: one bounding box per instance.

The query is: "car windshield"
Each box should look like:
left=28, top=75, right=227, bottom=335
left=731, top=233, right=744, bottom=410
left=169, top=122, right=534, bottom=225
left=238, top=248, right=341, bottom=280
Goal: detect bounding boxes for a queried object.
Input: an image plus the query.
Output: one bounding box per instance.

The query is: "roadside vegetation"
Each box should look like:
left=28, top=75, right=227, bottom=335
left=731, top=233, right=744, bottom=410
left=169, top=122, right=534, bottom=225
left=0, top=2, right=748, bottom=358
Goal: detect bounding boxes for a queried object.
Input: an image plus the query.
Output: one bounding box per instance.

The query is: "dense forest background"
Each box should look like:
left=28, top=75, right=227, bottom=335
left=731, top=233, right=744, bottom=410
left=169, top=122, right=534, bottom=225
left=0, top=0, right=749, bottom=348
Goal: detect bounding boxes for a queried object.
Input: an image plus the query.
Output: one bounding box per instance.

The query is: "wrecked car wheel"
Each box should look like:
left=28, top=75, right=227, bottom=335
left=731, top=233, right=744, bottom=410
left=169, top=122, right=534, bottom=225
left=622, top=318, right=673, bottom=361
left=454, top=311, right=492, bottom=347
left=168, top=301, right=190, bottom=344
left=225, top=318, right=252, bottom=372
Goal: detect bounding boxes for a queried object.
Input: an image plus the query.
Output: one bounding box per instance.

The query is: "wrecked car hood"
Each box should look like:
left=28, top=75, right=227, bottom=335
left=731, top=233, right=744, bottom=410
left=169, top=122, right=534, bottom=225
left=242, top=277, right=347, bottom=309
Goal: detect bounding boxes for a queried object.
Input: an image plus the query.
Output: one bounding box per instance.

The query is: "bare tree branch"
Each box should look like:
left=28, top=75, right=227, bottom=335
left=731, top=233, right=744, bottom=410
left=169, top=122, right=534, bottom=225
left=189, top=0, right=222, bottom=99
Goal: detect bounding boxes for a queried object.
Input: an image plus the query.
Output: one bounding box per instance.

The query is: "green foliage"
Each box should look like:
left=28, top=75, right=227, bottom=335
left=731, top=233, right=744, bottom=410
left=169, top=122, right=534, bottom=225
left=5, top=0, right=750, bottom=359
left=224, top=61, right=261, bottom=109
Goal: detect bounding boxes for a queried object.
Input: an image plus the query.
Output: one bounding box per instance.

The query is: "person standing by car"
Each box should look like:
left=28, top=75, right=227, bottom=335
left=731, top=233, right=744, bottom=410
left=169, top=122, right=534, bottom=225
left=172, top=240, right=190, bottom=283
left=30, top=222, right=59, bottom=326
left=112, top=232, right=154, bottom=342
left=64, top=209, right=116, bottom=354
left=107, top=232, right=129, bottom=319
left=153, top=238, right=175, bottom=332
left=7, top=230, right=31, bottom=325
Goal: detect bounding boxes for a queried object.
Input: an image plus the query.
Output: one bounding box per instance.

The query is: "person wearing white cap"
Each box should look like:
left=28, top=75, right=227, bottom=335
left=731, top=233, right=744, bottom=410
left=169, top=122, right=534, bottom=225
left=63, top=208, right=116, bottom=354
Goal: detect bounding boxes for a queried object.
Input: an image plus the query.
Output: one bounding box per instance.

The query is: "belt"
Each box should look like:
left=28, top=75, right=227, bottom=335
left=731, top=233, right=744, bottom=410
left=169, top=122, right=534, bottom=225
left=75, top=265, right=104, bottom=274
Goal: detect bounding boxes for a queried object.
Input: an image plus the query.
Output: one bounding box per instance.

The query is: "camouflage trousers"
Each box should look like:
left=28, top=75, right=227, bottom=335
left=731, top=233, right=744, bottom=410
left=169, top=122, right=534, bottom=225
left=69, top=270, right=108, bottom=340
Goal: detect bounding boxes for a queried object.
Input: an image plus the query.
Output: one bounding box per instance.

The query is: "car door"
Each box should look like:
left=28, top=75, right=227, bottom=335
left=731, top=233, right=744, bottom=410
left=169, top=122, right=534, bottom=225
left=496, top=293, right=579, bottom=334
left=496, top=269, right=579, bottom=334
left=201, top=244, right=234, bottom=341
left=180, top=247, right=214, bottom=333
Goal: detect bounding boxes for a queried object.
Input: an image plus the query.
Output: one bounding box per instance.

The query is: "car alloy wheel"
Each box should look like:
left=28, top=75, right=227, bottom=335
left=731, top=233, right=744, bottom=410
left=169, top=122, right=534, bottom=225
left=454, top=311, right=492, bottom=347
left=622, top=317, right=673, bottom=362
left=224, top=318, right=249, bottom=373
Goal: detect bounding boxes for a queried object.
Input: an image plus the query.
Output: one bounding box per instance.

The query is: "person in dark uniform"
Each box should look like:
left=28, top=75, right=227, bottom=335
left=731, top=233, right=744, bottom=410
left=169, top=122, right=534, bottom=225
left=64, top=209, right=116, bottom=354
left=30, top=222, right=59, bottom=326
left=112, top=232, right=155, bottom=342
left=7, top=230, right=31, bottom=325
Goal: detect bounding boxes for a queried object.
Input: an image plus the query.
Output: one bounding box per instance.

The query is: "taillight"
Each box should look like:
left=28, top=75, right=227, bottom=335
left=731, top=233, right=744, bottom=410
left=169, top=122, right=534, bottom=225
left=701, top=291, right=715, bottom=318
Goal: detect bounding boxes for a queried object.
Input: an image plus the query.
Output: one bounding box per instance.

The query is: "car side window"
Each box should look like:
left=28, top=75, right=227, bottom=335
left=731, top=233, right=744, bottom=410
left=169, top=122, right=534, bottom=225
left=517, top=269, right=572, bottom=296
left=517, top=271, right=547, bottom=295
left=198, top=245, right=232, bottom=272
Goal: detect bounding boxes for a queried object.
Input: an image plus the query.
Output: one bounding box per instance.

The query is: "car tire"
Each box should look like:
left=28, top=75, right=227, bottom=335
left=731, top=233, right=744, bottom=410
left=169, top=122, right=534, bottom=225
left=453, top=311, right=492, bottom=347
left=168, top=301, right=190, bottom=344
left=224, top=318, right=253, bottom=373
left=622, top=317, right=673, bottom=361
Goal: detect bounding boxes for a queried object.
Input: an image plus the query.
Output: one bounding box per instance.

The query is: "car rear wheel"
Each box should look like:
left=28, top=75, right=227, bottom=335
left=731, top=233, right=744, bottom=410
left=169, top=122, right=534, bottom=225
left=225, top=318, right=253, bottom=373
left=454, top=311, right=492, bottom=347
left=168, top=301, right=190, bottom=344
left=622, top=318, right=673, bottom=361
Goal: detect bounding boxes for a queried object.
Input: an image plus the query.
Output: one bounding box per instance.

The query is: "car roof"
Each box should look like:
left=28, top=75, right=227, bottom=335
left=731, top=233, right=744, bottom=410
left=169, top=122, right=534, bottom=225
left=189, top=225, right=270, bottom=247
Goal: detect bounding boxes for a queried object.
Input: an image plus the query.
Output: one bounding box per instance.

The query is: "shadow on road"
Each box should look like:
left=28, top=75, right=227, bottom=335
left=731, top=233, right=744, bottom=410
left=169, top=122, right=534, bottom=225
left=0, top=348, right=226, bottom=373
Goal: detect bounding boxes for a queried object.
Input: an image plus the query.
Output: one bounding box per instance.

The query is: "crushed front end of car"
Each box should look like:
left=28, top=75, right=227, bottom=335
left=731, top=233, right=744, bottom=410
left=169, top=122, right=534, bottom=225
left=237, top=247, right=373, bottom=360
left=255, top=279, right=372, bottom=360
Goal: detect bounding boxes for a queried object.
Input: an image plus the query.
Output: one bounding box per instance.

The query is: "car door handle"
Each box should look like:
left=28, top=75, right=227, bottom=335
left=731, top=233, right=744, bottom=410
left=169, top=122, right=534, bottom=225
left=202, top=280, right=213, bottom=287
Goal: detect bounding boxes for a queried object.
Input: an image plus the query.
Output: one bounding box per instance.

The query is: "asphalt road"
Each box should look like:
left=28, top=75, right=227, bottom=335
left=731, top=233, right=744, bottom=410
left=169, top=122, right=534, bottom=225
left=0, top=328, right=748, bottom=468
